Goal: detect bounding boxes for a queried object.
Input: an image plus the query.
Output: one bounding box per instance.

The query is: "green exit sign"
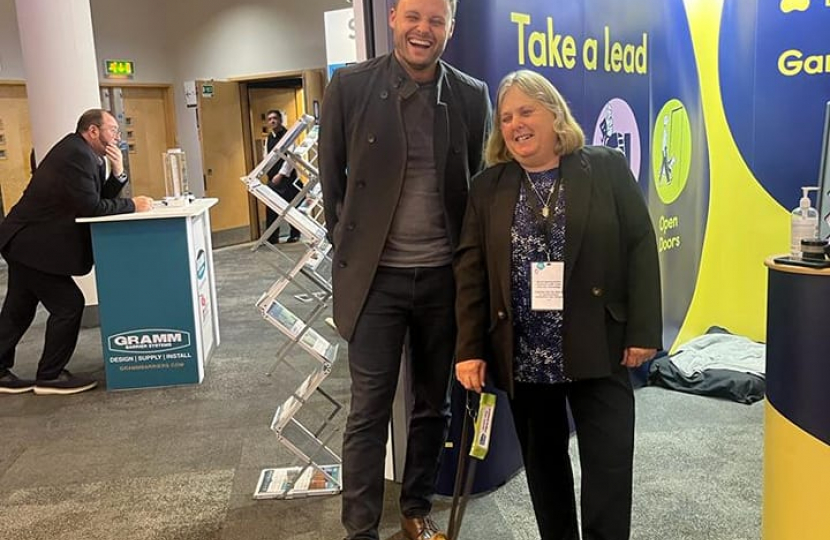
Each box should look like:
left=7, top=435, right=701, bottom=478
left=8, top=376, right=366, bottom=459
left=104, top=59, right=135, bottom=79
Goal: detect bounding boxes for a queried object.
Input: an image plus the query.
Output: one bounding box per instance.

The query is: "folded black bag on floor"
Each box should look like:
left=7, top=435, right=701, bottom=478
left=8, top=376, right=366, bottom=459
left=647, top=326, right=766, bottom=405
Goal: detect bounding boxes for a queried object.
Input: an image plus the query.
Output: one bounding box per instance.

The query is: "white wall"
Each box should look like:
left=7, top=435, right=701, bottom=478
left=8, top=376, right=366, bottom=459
left=0, top=0, right=25, bottom=79
left=90, top=0, right=175, bottom=84
left=1, top=0, right=348, bottom=193
left=1, top=0, right=174, bottom=85
left=162, top=0, right=346, bottom=194
left=165, top=0, right=345, bottom=79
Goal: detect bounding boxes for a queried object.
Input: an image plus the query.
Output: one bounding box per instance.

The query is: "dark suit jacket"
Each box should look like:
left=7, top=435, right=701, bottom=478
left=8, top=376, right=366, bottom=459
left=265, top=125, right=288, bottom=181
left=454, top=147, right=663, bottom=396
left=265, top=126, right=299, bottom=200
left=0, top=133, right=135, bottom=276
left=319, top=53, right=492, bottom=341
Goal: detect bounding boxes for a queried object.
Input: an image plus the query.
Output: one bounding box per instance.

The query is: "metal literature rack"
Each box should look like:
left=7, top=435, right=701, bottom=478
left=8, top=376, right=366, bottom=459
left=249, top=115, right=324, bottom=251
left=241, top=116, right=343, bottom=500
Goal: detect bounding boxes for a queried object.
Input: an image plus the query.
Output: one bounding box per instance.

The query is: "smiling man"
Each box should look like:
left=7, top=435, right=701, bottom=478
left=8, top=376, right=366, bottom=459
left=319, top=1, right=491, bottom=539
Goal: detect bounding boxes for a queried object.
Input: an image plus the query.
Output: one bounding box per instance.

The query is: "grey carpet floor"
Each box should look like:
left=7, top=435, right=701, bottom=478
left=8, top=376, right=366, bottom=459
left=0, top=243, right=763, bottom=539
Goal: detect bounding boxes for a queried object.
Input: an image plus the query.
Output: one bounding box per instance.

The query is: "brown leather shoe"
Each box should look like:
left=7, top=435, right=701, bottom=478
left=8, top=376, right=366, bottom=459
left=400, top=515, right=448, bottom=540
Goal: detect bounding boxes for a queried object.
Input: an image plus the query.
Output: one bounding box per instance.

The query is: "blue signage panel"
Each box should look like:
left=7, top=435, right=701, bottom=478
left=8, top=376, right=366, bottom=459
left=443, top=0, right=709, bottom=347
left=91, top=218, right=200, bottom=390
left=720, top=0, right=830, bottom=208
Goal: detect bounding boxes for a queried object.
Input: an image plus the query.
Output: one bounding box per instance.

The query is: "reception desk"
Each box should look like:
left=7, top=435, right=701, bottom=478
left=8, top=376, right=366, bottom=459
left=763, top=258, right=830, bottom=540
left=77, top=198, right=220, bottom=390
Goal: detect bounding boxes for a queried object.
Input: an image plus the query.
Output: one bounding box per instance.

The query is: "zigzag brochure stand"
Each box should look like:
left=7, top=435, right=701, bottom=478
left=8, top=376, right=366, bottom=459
left=249, top=114, right=322, bottom=252
left=242, top=117, right=343, bottom=500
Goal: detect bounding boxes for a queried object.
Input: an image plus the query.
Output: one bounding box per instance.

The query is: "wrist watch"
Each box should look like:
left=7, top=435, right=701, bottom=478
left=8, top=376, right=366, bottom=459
left=116, top=172, right=128, bottom=182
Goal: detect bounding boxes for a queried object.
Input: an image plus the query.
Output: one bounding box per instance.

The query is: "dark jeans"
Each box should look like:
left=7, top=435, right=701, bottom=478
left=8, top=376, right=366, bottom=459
left=0, top=260, right=85, bottom=380
left=511, top=369, right=634, bottom=540
left=342, top=265, right=455, bottom=540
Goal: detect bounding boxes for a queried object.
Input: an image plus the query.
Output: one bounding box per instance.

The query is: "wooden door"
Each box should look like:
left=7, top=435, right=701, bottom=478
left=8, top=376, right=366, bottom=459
left=302, top=69, right=325, bottom=118
left=197, top=80, right=250, bottom=241
left=120, top=86, right=176, bottom=200
left=0, top=84, right=33, bottom=216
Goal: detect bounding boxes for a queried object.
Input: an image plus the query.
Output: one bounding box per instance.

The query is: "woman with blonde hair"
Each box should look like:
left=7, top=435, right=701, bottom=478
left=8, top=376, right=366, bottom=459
left=453, top=70, right=662, bottom=540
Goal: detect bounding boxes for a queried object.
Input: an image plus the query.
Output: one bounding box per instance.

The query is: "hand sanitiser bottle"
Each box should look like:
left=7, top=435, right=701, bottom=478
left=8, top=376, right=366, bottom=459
left=791, top=186, right=819, bottom=259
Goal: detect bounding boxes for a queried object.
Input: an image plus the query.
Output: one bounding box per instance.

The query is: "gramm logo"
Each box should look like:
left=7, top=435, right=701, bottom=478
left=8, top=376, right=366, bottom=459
left=108, top=329, right=191, bottom=353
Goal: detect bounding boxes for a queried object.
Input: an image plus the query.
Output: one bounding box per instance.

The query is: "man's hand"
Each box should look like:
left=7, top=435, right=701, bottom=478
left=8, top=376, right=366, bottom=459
left=270, top=174, right=285, bottom=187
left=105, top=143, right=124, bottom=177
left=132, top=196, right=154, bottom=212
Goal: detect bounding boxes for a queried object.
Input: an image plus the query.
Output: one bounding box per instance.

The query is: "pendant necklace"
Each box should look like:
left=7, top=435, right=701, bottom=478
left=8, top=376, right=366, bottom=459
left=524, top=171, right=559, bottom=219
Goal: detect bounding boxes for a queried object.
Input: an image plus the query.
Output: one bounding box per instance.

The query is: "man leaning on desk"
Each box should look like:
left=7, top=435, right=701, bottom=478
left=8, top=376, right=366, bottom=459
left=0, top=108, right=153, bottom=396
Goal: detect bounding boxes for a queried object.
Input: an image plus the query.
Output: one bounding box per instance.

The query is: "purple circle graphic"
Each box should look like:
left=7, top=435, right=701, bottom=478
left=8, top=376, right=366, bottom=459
left=592, top=98, right=641, bottom=181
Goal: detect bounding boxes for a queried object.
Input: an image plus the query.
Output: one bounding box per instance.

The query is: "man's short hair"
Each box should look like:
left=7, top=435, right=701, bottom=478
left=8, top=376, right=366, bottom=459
left=76, top=109, right=111, bottom=134
left=266, top=110, right=282, bottom=122
left=393, top=0, right=457, bottom=17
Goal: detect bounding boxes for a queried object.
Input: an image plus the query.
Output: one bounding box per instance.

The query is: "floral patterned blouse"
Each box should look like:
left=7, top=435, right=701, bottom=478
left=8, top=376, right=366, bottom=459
left=510, top=167, right=570, bottom=384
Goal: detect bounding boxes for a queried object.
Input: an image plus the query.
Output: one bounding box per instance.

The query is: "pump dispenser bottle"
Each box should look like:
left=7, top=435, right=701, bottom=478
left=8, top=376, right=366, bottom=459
left=791, top=186, right=819, bottom=259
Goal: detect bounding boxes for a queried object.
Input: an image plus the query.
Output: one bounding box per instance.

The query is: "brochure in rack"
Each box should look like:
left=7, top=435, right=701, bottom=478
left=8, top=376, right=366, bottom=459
left=253, top=463, right=342, bottom=499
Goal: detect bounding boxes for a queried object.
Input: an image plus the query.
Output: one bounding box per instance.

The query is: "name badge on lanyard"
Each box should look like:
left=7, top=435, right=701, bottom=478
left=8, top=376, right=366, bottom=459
left=530, top=261, right=564, bottom=311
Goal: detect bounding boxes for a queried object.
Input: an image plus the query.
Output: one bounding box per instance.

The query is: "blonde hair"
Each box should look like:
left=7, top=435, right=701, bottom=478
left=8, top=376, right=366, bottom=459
left=485, top=70, right=585, bottom=166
